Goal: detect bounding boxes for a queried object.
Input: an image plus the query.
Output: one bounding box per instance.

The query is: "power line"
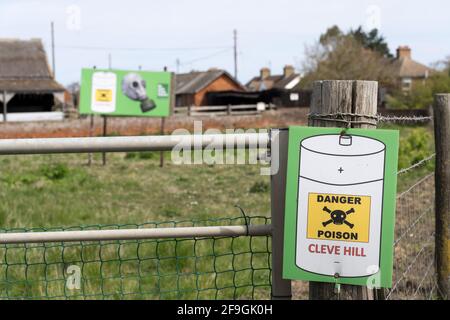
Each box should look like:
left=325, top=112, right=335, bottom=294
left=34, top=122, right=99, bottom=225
left=179, top=48, right=233, bottom=67
left=56, top=44, right=232, bottom=52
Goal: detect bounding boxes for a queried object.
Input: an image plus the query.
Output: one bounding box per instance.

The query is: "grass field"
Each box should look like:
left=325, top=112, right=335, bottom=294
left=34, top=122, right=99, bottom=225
left=0, top=151, right=273, bottom=299
left=0, top=124, right=435, bottom=299
left=0, top=151, right=271, bottom=228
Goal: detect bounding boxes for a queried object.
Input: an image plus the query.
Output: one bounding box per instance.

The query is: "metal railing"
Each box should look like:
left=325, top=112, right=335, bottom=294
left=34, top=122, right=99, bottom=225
left=0, top=130, right=283, bottom=300
left=0, top=133, right=269, bottom=155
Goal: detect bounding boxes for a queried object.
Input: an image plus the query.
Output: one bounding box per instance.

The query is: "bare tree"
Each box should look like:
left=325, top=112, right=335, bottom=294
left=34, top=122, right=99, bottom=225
left=66, top=82, right=80, bottom=109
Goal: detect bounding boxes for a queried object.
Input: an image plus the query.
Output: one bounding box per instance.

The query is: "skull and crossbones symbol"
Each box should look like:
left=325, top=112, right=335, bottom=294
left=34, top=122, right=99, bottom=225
left=322, top=206, right=355, bottom=229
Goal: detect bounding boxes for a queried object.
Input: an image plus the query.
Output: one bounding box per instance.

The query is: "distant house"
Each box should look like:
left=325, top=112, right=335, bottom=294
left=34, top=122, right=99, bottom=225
left=393, top=46, right=433, bottom=92
left=0, top=38, right=65, bottom=116
left=175, top=69, right=245, bottom=106
left=246, top=65, right=301, bottom=91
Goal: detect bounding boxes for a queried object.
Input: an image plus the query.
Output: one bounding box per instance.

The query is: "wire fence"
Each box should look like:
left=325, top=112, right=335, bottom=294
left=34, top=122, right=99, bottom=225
left=386, top=172, right=437, bottom=299
left=0, top=216, right=272, bottom=300
left=383, top=114, right=438, bottom=300
left=0, top=115, right=442, bottom=300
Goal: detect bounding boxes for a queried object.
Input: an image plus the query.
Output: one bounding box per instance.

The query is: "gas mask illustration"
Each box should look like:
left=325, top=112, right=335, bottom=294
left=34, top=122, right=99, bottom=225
left=121, top=73, right=156, bottom=113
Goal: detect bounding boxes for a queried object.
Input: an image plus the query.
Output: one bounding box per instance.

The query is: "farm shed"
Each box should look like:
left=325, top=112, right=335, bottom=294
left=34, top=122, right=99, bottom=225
left=175, top=69, right=245, bottom=107
left=206, top=88, right=312, bottom=108
left=0, top=39, right=65, bottom=119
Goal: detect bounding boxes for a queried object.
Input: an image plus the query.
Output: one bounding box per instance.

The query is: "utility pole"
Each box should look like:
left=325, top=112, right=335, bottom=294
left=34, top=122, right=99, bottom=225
left=176, top=58, right=180, bottom=74
left=108, top=53, right=112, bottom=69
left=51, top=21, right=56, bottom=78
left=233, top=29, right=238, bottom=80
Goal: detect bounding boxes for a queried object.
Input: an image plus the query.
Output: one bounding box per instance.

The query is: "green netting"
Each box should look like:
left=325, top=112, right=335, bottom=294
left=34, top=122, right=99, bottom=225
left=0, top=216, right=272, bottom=300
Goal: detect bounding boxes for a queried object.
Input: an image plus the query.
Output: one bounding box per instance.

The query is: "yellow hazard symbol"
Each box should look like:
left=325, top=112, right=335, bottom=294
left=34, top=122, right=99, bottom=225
left=306, top=193, right=371, bottom=243
left=95, top=89, right=113, bottom=102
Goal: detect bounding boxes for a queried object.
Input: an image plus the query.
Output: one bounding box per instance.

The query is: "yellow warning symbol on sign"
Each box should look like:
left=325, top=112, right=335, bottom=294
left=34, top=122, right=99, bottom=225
left=306, top=193, right=371, bottom=243
left=95, top=89, right=113, bottom=102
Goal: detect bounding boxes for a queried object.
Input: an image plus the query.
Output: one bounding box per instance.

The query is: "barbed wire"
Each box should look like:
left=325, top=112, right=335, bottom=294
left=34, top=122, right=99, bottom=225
left=397, top=153, right=436, bottom=176
left=307, top=113, right=432, bottom=126
left=377, top=115, right=433, bottom=123
left=308, top=113, right=378, bottom=127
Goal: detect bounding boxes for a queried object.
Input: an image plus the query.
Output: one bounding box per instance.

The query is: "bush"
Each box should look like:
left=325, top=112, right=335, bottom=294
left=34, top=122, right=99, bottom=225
left=249, top=181, right=269, bottom=193
left=398, top=127, right=434, bottom=170
left=40, top=163, right=69, bottom=180
left=124, top=152, right=156, bottom=160
left=387, top=71, right=450, bottom=109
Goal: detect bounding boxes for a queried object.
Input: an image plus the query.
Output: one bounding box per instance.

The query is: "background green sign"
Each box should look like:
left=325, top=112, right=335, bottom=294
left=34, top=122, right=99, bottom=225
left=79, top=68, right=172, bottom=117
left=283, top=126, right=399, bottom=288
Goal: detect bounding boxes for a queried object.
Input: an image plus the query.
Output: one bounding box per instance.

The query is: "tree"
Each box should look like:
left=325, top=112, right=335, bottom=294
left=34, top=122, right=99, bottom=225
left=300, top=26, right=396, bottom=89
left=349, top=27, right=393, bottom=58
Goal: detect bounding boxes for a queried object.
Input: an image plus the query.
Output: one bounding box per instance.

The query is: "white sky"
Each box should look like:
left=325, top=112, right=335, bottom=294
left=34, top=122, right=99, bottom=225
left=1, top=0, right=449, bottom=85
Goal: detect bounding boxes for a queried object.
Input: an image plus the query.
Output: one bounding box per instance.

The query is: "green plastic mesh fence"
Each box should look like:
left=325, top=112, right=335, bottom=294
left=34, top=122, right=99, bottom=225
left=0, top=216, right=272, bottom=300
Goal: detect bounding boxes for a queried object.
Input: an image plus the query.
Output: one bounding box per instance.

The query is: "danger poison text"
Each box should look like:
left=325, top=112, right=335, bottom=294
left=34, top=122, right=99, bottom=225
left=317, top=194, right=362, bottom=205
left=307, top=193, right=371, bottom=243
left=317, top=230, right=358, bottom=240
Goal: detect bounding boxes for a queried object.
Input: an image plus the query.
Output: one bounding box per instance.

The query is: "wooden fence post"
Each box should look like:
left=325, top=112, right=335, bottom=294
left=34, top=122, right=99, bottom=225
left=160, top=117, right=165, bottom=167
left=308, top=80, right=378, bottom=300
left=102, top=115, right=108, bottom=166
left=2, top=90, right=7, bottom=122
left=88, top=114, right=94, bottom=166
left=433, top=94, right=450, bottom=300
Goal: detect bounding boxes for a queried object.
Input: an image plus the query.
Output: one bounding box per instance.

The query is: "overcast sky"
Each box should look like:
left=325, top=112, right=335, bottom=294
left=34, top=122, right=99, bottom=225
left=1, top=0, right=449, bottom=86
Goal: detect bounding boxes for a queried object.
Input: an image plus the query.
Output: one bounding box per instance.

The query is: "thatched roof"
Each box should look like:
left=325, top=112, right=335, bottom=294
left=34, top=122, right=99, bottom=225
left=0, top=38, right=65, bottom=93
left=176, top=69, right=245, bottom=94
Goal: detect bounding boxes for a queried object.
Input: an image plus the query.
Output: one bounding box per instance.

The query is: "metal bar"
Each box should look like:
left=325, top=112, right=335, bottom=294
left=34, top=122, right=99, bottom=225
left=0, top=133, right=269, bottom=155
left=0, top=224, right=272, bottom=244
left=270, top=129, right=292, bottom=300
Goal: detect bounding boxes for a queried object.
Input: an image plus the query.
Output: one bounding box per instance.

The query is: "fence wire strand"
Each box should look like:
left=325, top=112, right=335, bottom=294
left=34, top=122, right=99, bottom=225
left=397, top=154, right=436, bottom=176
left=0, top=216, right=272, bottom=300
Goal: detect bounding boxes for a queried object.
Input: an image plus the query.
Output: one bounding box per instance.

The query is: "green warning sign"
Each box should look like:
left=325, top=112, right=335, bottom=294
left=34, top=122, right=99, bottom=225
left=282, top=126, right=399, bottom=288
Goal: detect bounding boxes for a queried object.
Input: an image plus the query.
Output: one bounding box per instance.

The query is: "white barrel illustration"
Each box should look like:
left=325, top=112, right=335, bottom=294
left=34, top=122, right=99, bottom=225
left=296, top=134, right=385, bottom=277
left=91, top=71, right=117, bottom=113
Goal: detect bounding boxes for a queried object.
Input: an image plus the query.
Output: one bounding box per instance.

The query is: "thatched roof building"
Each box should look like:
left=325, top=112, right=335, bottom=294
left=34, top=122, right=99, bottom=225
left=0, top=38, right=65, bottom=115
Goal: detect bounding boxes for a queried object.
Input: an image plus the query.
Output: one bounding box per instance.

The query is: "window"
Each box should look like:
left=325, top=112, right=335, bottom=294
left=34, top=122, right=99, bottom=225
left=402, top=78, right=412, bottom=91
